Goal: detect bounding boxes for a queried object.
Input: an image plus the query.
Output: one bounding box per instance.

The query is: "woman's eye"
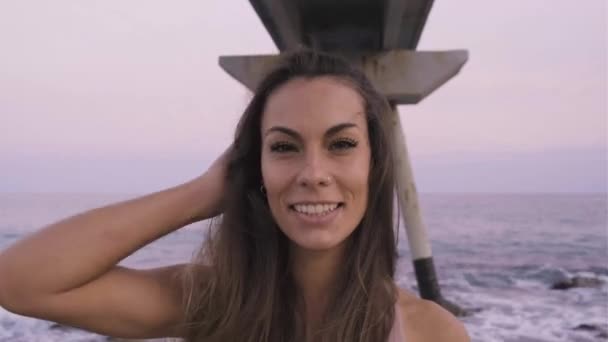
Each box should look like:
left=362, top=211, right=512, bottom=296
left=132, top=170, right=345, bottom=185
left=270, top=142, right=298, bottom=153
left=329, top=138, right=359, bottom=151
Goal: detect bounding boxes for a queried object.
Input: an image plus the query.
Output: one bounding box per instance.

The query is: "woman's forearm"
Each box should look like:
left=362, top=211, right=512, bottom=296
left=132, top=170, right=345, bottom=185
left=0, top=175, right=214, bottom=300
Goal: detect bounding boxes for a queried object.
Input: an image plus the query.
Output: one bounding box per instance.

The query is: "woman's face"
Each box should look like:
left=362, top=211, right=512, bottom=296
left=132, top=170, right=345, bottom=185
left=260, top=76, right=371, bottom=252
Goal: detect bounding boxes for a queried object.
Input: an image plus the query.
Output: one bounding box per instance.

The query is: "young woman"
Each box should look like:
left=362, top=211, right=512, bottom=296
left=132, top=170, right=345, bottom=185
left=0, top=50, right=469, bottom=342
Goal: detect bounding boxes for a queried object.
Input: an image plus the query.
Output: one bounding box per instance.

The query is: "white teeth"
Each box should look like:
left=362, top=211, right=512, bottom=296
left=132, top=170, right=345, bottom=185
left=293, top=203, right=339, bottom=215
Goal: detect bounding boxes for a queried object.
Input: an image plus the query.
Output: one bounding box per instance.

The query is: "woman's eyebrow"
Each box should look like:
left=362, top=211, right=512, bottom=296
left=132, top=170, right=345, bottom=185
left=325, top=122, right=358, bottom=137
left=264, top=126, right=301, bottom=140
left=264, top=122, right=359, bottom=139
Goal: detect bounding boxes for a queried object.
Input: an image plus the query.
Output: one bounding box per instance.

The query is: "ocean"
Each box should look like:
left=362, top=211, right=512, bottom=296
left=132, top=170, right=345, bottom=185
left=0, top=192, right=606, bottom=342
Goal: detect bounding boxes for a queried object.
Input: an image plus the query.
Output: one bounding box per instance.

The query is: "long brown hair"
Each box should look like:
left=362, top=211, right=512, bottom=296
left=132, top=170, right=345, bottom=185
left=181, top=50, right=397, bottom=342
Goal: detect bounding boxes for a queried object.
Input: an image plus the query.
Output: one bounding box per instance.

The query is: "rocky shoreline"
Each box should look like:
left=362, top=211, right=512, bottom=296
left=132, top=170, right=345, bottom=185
left=551, top=275, right=605, bottom=290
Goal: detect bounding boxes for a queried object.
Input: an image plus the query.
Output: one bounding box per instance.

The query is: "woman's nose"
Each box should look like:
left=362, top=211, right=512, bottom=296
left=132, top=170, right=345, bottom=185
left=296, top=152, right=333, bottom=188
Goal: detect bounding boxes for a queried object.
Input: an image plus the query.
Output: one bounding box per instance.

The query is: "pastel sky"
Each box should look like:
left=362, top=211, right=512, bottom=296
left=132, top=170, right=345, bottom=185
left=1, top=1, right=606, bottom=193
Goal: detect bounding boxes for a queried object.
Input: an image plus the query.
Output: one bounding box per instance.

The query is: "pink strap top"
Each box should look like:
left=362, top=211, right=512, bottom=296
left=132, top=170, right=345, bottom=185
left=387, top=303, right=406, bottom=342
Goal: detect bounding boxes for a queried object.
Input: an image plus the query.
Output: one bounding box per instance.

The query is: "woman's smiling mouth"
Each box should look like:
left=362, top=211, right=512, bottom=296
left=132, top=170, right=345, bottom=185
left=288, top=202, right=345, bottom=225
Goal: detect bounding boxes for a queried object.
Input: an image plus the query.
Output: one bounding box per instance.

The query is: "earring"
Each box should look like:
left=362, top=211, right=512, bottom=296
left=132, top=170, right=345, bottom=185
left=260, top=185, right=266, bottom=195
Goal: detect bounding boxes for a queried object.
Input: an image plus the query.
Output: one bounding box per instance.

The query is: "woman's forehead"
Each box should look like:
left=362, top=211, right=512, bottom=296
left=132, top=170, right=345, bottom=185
left=261, top=77, right=367, bottom=133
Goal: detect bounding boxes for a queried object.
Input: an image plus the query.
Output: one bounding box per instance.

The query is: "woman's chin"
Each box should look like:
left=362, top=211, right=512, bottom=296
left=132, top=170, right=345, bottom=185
left=286, top=231, right=348, bottom=252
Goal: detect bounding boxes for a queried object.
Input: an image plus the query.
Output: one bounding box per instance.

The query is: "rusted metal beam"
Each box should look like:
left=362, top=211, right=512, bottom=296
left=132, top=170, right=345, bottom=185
left=250, top=0, right=435, bottom=51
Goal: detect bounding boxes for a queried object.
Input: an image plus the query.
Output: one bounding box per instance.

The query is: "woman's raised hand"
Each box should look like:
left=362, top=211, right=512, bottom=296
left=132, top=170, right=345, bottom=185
left=188, top=146, right=232, bottom=220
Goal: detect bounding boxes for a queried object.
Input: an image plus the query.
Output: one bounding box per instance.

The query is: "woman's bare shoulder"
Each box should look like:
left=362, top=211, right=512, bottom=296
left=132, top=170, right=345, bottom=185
left=397, top=288, right=470, bottom=342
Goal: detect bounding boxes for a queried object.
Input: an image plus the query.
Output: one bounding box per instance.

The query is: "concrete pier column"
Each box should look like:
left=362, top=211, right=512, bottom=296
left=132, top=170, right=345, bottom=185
left=390, top=105, right=466, bottom=315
